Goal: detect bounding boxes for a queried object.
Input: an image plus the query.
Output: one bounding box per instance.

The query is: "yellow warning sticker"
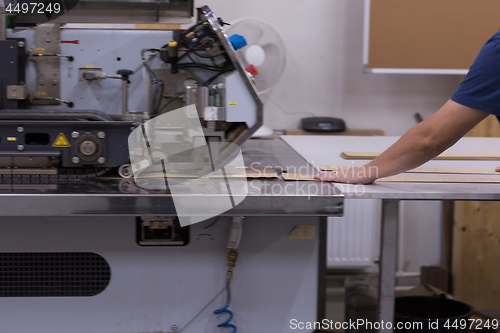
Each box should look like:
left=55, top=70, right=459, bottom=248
left=36, top=48, right=45, bottom=52
left=52, top=133, right=71, bottom=148
left=86, top=65, right=94, bottom=68
left=7, top=137, right=17, bottom=142
left=37, top=92, right=46, bottom=96
left=229, top=102, right=237, bottom=106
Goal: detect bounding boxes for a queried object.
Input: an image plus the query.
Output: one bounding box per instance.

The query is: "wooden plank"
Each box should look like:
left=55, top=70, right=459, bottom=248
left=128, top=169, right=277, bottom=179
left=282, top=173, right=500, bottom=183
left=284, top=129, right=384, bottom=136
left=245, top=169, right=278, bottom=178
left=135, top=24, right=182, bottom=30
left=320, top=165, right=500, bottom=175
left=341, top=151, right=500, bottom=161
left=282, top=173, right=317, bottom=181
left=376, top=176, right=500, bottom=183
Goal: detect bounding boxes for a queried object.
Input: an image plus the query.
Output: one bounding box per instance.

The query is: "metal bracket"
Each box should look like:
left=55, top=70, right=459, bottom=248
left=6, top=85, right=28, bottom=100
left=32, top=23, right=61, bottom=105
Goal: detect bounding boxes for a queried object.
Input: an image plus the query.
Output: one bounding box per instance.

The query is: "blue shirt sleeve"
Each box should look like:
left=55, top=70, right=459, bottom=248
left=451, top=30, right=500, bottom=116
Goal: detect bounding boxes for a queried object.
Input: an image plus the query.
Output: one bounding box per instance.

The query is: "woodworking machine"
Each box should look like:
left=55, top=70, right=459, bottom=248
left=0, top=1, right=262, bottom=178
left=0, top=3, right=339, bottom=333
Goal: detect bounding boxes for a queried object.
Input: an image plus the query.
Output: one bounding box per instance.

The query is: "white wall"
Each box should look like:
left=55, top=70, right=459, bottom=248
left=196, top=0, right=459, bottom=135
left=195, top=0, right=450, bottom=277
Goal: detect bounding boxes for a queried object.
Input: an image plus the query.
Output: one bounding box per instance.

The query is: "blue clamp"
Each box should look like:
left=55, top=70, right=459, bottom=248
left=214, top=305, right=237, bottom=333
left=228, top=34, right=247, bottom=50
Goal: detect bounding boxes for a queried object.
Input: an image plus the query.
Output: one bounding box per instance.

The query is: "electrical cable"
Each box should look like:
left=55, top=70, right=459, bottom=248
left=203, top=216, right=221, bottom=229
left=176, top=286, right=226, bottom=333
left=267, top=97, right=317, bottom=117
left=184, top=52, right=231, bottom=72
left=213, top=249, right=238, bottom=332
left=140, top=49, right=165, bottom=117
left=190, top=49, right=220, bottom=59
left=202, top=70, right=229, bottom=87
left=157, top=92, right=184, bottom=114
left=151, top=83, right=159, bottom=115
left=213, top=305, right=236, bottom=333
left=154, top=81, right=164, bottom=117
left=178, top=62, right=231, bottom=72
left=225, top=279, right=231, bottom=306
left=213, top=217, right=242, bottom=333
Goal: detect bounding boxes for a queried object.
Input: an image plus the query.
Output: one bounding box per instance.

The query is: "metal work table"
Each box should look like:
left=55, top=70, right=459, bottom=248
left=0, top=139, right=343, bottom=217
left=0, top=138, right=342, bottom=332
left=282, top=135, right=500, bottom=333
left=4, top=135, right=499, bottom=332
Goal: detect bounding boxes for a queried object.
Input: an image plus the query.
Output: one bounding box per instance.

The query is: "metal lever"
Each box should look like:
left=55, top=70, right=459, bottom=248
left=117, top=69, right=133, bottom=115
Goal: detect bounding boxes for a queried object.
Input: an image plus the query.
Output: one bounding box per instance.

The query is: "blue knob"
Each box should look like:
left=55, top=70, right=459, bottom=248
left=229, top=34, right=247, bottom=50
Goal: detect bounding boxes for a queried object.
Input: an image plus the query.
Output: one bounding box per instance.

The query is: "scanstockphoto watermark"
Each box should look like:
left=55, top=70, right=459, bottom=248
left=248, top=161, right=373, bottom=198
left=247, top=179, right=367, bottom=198
left=334, top=165, right=380, bottom=181
left=290, top=319, right=423, bottom=331
left=291, top=318, right=500, bottom=331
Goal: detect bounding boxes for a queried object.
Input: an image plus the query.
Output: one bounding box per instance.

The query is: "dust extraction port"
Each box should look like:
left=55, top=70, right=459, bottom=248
left=25, top=133, right=50, bottom=145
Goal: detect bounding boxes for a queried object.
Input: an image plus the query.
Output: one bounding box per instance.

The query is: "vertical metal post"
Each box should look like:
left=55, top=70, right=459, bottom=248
left=0, top=3, right=6, bottom=41
left=378, top=199, right=399, bottom=333
left=121, top=79, right=129, bottom=115
left=317, top=217, right=327, bottom=322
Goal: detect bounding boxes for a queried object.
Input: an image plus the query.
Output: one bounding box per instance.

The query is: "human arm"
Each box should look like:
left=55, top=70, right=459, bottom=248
left=314, top=99, right=490, bottom=184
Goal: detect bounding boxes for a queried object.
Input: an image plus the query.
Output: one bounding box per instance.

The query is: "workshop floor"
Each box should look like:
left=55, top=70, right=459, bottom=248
left=325, top=274, right=346, bottom=324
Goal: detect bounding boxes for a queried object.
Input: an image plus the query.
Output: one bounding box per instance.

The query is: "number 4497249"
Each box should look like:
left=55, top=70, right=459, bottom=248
left=444, top=318, right=499, bottom=330
left=6, top=2, right=62, bottom=14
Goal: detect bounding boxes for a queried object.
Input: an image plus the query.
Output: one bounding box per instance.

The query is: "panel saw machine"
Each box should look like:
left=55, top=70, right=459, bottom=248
left=0, top=1, right=263, bottom=179
left=0, top=4, right=335, bottom=332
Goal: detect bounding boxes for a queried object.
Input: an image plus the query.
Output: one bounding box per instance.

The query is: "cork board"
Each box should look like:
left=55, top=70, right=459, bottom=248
left=368, top=0, right=500, bottom=70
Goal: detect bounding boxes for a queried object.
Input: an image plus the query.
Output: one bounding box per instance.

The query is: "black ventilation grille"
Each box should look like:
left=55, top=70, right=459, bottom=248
left=0, top=252, right=111, bottom=297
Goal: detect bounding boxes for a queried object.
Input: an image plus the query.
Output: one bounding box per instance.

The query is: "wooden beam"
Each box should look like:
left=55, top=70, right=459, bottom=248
left=341, top=151, right=500, bottom=161
left=284, top=129, right=384, bottom=136
left=320, top=165, right=500, bottom=175
left=282, top=173, right=500, bottom=183
left=377, top=176, right=500, bottom=183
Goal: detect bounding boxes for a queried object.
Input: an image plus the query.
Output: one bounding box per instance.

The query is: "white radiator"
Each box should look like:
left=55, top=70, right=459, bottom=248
left=327, top=199, right=381, bottom=268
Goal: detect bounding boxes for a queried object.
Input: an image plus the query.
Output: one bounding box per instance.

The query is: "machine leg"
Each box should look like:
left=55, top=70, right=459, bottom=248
left=378, top=199, right=399, bottom=333
left=317, top=217, right=327, bottom=322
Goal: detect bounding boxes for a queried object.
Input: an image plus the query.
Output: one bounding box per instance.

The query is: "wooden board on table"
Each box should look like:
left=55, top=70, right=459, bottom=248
left=376, top=176, right=500, bottom=183
left=320, top=165, right=500, bottom=175
left=341, top=151, right=500, bottom=161
left=282, top=173, right=500, bottom=183
left=284, top=129, right=384, bottom=136
left=127, top=168, right=277, bottom=179
left=135, top=24, right=182, bottom=30
left=282, top=173, right=316, bottom=181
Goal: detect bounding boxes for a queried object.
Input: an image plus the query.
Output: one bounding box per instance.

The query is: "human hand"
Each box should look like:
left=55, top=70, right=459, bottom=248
left=314, top=166, right=377, bottom=185
left=496, top=166, right=500, bottom=172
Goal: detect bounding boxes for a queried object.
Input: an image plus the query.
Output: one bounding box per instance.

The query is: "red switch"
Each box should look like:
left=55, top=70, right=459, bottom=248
left=245, top=64, right=259, bottom=76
